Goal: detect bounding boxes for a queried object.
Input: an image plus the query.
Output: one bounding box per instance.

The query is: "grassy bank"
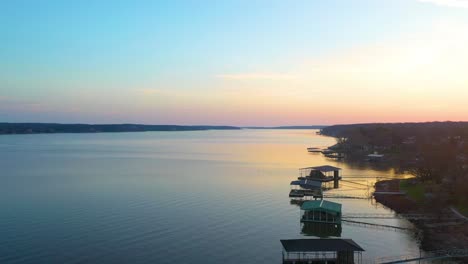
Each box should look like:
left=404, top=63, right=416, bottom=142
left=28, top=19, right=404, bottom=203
left=399, top=179, right=425, bottom=203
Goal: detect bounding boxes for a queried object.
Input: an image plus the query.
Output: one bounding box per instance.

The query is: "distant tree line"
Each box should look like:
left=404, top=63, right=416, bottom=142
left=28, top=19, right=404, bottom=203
left=0, top=123, right=241, bottom=134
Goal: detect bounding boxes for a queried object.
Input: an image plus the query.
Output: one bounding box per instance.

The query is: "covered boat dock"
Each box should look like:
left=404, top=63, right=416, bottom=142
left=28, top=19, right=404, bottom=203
left=281, top=239, right=364, bottom=264
left=301, top=200, right=342, bottom=224
left=289, top=179, right=324, bottom=199
left=299, top=165, right=342, bottom=188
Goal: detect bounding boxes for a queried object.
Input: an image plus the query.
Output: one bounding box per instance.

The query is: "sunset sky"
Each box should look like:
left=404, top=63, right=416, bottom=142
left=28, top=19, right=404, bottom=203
left=2, top=0, right=468, bottom=126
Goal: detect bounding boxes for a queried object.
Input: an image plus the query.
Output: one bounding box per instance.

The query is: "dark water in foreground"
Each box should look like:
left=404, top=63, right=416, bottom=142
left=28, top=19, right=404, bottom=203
left=0, top=129, right=421, bottom=263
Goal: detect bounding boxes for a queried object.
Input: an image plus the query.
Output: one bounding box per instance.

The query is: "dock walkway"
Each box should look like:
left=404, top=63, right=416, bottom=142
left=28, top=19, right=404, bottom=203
left=377, top=249, right=468, bottom=263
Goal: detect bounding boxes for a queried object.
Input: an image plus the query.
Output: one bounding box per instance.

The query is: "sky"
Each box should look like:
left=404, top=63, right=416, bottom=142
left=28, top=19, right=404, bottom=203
left=2, top=0, right=468, bottom=126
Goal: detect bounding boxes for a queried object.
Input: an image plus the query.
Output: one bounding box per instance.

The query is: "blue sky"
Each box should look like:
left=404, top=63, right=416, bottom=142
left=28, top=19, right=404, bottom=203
left=2, top=0, right=468, bottom=125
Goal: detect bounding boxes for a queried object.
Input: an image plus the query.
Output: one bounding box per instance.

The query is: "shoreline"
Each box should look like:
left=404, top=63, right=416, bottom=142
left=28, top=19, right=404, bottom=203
left=374, top=179, right=468, bottom=262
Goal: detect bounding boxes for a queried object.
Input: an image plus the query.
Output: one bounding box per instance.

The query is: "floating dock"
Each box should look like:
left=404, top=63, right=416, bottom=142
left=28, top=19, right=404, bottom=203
left=307, top=147, right=323, bottom=153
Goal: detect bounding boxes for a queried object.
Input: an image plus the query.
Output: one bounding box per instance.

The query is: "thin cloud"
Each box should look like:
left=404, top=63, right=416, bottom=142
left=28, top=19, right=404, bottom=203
left=138, top=88, right=160, bottom=95
left=217, top=73, right=297, bottom=81
left=0, top=96, right=41, bottom=106
left=136, top=88, right=188, bottom=98
left=417, top=0, right=468, bottom=8
left=0, top=96, right=46, bottom=112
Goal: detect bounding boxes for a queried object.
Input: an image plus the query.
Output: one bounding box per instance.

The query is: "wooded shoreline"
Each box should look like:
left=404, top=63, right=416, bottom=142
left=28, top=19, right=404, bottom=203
left=321, top=122, right=468, bottom=260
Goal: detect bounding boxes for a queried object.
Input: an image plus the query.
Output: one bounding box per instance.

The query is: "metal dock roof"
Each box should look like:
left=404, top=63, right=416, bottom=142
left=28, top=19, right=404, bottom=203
left=300, top=165, right=342, bottom=172
left=301, top=200, right=342, bottom=213
left=280, top=239, right=364, bottom=252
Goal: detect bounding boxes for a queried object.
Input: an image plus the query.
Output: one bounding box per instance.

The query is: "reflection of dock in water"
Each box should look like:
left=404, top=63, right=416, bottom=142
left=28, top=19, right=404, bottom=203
left=301, top=222, right=342, bottom=237
left=378, top=249, right=468, bottom=264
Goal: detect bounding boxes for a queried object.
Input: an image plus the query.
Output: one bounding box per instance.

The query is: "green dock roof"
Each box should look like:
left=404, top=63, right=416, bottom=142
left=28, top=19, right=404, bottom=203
left=281, top=239, right=364, bottom=252
left=301, top=200, right=342, bottom=214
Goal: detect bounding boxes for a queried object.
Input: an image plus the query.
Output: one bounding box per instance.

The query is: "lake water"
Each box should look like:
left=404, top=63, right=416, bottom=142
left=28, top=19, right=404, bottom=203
left=0, top=129, right=422, bottom=263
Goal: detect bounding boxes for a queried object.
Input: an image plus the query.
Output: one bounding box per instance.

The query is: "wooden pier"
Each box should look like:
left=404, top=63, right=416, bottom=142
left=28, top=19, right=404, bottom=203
left=377, top=249, right=468, bottom=263
left=341, top=219, right=413, bottom=232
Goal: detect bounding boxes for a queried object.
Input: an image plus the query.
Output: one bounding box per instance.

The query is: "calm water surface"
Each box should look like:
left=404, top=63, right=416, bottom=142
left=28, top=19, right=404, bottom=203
left=0, top=129, right=421, bottom=263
